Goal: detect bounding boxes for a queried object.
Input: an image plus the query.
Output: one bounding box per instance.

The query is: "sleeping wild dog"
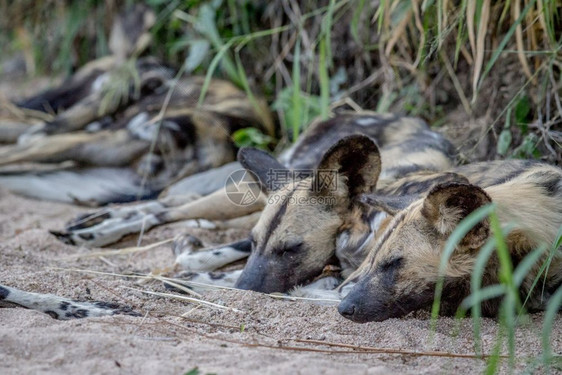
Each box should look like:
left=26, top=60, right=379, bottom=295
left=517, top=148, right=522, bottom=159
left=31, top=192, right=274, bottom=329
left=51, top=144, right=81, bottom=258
left=232, top=132, right=457, bottom=294
left=0, top=4, right=273, bottom=206
left=338, top=157, right=562, bottom=322
left=229, top=135, right=562, bottom=306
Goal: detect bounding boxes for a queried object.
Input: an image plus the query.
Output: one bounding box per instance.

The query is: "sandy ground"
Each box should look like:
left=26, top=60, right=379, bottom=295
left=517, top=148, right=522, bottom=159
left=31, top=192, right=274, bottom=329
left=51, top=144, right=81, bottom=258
left=0, top=186, right=561, bottom=375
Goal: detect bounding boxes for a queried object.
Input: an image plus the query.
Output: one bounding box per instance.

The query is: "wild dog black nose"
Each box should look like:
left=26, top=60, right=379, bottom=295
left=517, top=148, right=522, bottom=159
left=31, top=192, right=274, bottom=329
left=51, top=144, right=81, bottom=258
left=338, top=299, right=356, bottom=319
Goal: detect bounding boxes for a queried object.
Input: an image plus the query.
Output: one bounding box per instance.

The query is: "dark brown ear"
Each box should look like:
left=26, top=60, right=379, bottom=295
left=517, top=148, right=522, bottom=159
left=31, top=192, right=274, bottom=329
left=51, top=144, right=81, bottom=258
left=237, top=148, right=289, bottom=193
left=315, top=135, right=381, bottom=198
left=358, top=194, right=417, bottom=215
left=422, top=182, right=492, bottom=249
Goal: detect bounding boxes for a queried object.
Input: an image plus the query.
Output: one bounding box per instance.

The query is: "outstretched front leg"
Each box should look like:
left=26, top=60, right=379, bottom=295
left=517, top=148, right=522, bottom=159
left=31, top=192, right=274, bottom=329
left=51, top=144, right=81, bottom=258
left=0, top=284, right=140, bottom=320
left=50, top=192, right=207, bottom=247
left=161, top=236, right=252, bottom=293
left=174, top=237, right=252, bottom=272
left=51, top=184, right=264, bottom=247
left=50, top=198, right=187, bottom=247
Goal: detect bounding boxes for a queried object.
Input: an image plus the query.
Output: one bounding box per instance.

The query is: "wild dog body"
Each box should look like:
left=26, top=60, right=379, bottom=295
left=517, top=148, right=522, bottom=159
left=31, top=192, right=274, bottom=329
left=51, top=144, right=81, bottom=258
left=234, top=115, right=456, bottom=293
left=0, top=75, right=273, bottom=205
left=0, top=3, right=273, bottom=205
left=339, top=160, right=562, bottom=322
left=13, top=4, right=157, bottom=133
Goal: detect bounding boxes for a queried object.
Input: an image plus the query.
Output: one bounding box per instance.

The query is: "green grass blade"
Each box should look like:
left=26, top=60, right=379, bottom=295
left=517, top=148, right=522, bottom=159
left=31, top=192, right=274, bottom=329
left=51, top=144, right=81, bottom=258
left=431, top=203, right=497, bottom=327
left=318, top=38, right=330, bottom=120
left=291, top=39, right=303, bottom=141
left=490, top=212, right=516, bottom=294
left=469, top=236, right=498, bottom=355
left=477, top=0, right=538, bottom=91
left=485, top=326, right=504, bottom=375
left=351, top=0, right=367, bottom=44
left=197, top=40, right=235, bottom=107
left=461, top=284, right=508, bottom=310
left=519, top=226, right=562, bottom=314
left=513, top=245, right=548, bottom=287
left=542, top=286, right=562, bottom=369
left=503, top=292, right=517, bottom=369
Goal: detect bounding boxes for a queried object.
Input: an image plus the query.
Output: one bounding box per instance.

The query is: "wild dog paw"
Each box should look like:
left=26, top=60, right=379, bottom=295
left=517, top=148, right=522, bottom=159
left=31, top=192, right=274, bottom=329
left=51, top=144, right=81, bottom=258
left=47, top=300, right=142, bottom=320
left=174, top=241, right=250, bottom=272
left=65, top=201, right=166, bottom=231
left=1, top=285, right=141, bottom=320
left=51, top=210, right=163, bottom=247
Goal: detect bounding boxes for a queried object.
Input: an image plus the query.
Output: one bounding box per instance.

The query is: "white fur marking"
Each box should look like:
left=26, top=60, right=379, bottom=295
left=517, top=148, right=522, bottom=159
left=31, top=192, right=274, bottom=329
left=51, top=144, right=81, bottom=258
left=175, top=246, right=250, bottom=272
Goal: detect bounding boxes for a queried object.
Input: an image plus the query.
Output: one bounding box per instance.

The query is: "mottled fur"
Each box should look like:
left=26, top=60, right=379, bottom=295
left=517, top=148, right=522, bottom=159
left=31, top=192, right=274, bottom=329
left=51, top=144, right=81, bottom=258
left=1, top=4, right=273, bottom=206
left=52, top=112, right=453, bottom=247
left=0, top=284, right=139, bottom=320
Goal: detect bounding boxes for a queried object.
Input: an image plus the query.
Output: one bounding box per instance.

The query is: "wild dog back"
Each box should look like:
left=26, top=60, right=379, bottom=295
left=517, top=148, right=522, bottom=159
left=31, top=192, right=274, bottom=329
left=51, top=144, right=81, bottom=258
left=339, top=160, right=562, bottom=322
left=281, top=111, right=455, bottom=175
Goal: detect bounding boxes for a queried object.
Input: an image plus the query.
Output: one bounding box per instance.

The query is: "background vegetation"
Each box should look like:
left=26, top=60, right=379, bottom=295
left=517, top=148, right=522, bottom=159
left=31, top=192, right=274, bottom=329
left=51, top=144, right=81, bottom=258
left=1, top=0, right=560, bottom=161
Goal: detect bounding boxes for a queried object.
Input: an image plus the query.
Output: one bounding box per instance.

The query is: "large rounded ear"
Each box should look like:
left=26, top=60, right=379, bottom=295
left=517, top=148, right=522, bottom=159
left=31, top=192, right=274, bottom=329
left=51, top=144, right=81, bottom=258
left=315, top=135, right=381, bottom=198
left=237, top=147, right=289, bottom=193
left=422, top=182, right=492, bottom=249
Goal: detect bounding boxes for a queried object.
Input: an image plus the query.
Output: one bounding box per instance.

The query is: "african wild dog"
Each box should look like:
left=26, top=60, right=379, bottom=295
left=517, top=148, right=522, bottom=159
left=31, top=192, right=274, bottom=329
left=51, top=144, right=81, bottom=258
left=0, top=4, right=273, bottom=206
left=338, top=159, right=562, bottom=322
left=232, top=136, right=562, bottom=301
left=0, top=75, right=273, bottom=205
left=166, top=115, right=456, bottom=293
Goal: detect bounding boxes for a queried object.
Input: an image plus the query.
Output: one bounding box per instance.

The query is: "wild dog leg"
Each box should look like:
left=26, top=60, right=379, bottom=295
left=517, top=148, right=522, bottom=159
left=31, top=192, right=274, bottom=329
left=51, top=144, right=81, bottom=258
left=51, top=195, right=200, bottom=247
left=0, top=131, right=111, bottom=166
left=0, top=284, right=140, bottom=320
left=53, top=183, right=265, bottom=247
left=157, top=185, right=265, bottom=223
left=163, top=237, right=252, bottom=293
left=174, top=238, right=252, bottom=271
left=0, top=129, right=148, bottom=167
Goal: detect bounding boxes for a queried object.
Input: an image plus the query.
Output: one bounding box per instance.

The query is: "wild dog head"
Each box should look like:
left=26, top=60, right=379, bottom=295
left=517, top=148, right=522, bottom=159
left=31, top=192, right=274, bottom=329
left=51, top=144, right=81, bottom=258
left=234, top=135, right=382, bottom=293
left=338, top=182, right=491, bottom=322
